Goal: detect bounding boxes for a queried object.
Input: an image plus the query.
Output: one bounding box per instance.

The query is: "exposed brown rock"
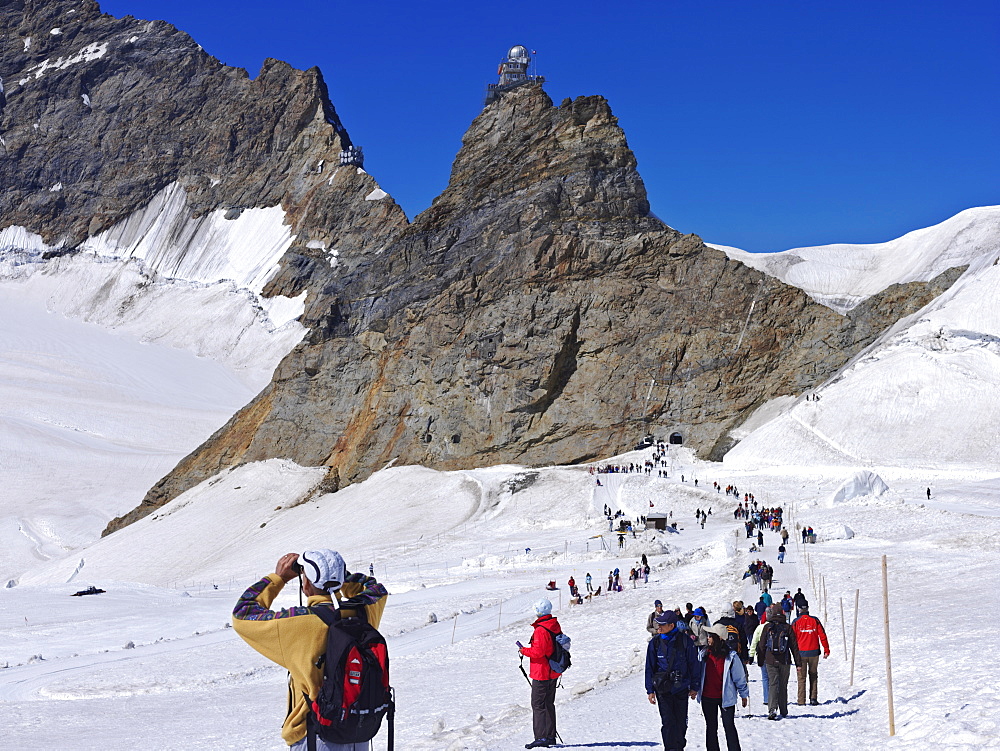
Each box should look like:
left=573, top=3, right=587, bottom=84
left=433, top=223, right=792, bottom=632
left=105, top=84, right=965, bottom=535
left=3, top=4, right=960, bottom=536
left=0, top=0, right=407, bottom=258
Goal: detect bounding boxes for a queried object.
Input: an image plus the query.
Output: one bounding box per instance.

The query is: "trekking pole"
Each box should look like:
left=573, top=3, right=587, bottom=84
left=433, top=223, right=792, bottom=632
left=518, top=656, right=531, bottom=686
left=387, top=687, right=395, bottom=751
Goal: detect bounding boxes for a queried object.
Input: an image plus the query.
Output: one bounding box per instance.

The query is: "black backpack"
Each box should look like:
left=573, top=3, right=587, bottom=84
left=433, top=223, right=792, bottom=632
left=765, top=622, right=790, bottom=658
left=306, top=605, right=394, bottom=751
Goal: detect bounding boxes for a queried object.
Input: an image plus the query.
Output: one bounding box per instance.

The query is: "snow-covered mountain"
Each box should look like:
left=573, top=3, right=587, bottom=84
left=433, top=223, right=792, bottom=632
left=2, top=3, right=999, bottom=748
left=712, top=206, right=1000, bottom=313
left=715, top=207, right=1000, bottom=471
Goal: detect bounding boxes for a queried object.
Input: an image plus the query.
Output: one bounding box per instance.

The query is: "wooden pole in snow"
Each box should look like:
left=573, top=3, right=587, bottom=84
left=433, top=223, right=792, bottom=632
left=451, top=614, right=458, bottom=646
left=850, top=588, right=859, bottom=686
left=823, top=575, right=828, bottom=623
left=882, top=555, right=895, bottom=736
left=840, top=596, right=847, bottom=661
left=498, top=600, right=503, bottom=630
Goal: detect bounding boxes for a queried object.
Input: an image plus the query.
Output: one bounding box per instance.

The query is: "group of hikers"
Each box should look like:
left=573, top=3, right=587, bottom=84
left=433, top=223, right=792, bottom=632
left=227, top=462, right=831, bottom=751
left=719, top=484, right=754, bottom=504
left=641, top=584, right=830, bottom=750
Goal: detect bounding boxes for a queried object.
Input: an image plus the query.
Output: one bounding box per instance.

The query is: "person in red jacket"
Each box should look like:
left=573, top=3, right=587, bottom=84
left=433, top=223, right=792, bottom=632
left=791, top=605, right=830, bottom=705
left=519, top=598, right=562, bottom=749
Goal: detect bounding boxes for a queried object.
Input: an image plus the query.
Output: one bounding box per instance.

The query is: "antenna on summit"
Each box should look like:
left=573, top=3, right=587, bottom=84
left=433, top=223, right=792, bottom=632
left=484, top=45, right=545, bottom=106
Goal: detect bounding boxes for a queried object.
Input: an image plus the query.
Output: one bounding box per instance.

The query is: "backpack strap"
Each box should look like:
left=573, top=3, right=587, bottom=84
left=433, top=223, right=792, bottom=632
left=311, top=602, right=342, bottom=626
left=655, top=634, right=683, bottom=675
left=306, top=711, right=317, bottom=751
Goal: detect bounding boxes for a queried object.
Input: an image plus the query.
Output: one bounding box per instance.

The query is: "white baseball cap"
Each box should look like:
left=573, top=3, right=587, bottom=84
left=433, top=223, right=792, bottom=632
left=300, top=549, right=346, bottom=592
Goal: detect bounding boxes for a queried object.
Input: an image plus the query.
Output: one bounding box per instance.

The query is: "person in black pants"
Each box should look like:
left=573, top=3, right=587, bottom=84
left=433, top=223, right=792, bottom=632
left=645, top=610, right=700, bottom=750
left=697, top=625, right=749, bottom=751
left=519, top=598, right=562, bottom=749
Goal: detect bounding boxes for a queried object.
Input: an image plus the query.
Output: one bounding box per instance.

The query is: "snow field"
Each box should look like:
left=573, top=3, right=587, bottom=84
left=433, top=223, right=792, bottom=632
left=3, top=204, right=1000, bottom=749
left=0, top=286, right=262, bottom=580
left=713, top=206, right=1000, bottom=313
left=3, top=453, right=1000, bottom=748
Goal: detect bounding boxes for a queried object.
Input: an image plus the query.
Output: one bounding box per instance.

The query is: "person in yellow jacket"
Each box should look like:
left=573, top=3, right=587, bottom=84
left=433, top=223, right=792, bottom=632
left=233, top=550, right=388, bottom=750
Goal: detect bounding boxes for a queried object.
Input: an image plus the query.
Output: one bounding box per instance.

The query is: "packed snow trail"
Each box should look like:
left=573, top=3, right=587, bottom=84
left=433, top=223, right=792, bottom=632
left=479, top=503, right=882, bottom=751
left=3, top=459, right=999, bottom=749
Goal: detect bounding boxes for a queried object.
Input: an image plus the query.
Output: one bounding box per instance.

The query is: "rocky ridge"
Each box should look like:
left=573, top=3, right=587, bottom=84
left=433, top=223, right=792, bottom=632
left=0, top=0, right=406, bottom=271
left=0, top=3, right=963, bottom=535
left=105, top=84, right=962, bottom=533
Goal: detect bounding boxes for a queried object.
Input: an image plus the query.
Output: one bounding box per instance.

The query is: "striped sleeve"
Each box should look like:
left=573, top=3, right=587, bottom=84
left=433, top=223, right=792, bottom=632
left=233, top=575, right=312, bottom=621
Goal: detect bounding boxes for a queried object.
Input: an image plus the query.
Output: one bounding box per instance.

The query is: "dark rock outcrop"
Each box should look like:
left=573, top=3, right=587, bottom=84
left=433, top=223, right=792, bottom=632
left=1, top=3, right=960, bottom=535
left=0, top=0, right=406, bottom=257
left=104, top=84, right=963, bottom=533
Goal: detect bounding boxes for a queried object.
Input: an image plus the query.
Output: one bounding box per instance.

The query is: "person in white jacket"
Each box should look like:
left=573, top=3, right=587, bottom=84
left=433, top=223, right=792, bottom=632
left=697, top=624, right=750, bottom=751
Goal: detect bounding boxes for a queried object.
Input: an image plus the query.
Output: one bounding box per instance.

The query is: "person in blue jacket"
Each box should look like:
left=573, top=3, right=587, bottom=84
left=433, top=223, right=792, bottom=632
left=645, top=610, right=701, bottom=751
left=697, top=624, right=750, bottom=751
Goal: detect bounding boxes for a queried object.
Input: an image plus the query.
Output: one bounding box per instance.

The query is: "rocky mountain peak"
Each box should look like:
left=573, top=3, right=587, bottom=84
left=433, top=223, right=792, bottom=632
left=1, top=6, right=961, bottom=536
left=419, top=85, right=648, bottom=230
left=107, top=68, right=963, bottom=534
left=0, top=0, right=405, bottom=253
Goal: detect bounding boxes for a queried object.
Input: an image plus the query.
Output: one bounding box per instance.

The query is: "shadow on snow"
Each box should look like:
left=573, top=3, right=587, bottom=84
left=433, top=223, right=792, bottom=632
left=556, top=744, right=660, bottom=748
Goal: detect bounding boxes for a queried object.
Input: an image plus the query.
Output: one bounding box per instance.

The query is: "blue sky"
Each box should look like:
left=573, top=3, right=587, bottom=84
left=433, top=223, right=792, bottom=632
left=99, top=0, right=998, bottom=252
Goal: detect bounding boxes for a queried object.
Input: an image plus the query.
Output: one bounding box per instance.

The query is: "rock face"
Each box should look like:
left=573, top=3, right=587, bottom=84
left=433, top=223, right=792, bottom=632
left=0, top=0, right=406, bottom=260
left=0, top=4, right=961, bottom=534
left=105, top=84, right=961, bottom=533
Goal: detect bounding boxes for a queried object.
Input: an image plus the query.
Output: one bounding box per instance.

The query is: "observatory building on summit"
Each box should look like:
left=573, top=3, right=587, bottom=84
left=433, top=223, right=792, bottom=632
left=484, top=45, right=545, bottom=106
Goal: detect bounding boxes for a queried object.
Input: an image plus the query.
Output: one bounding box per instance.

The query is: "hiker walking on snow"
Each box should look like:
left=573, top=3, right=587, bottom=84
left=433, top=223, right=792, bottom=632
left=793, top=588, right=808, bottom=616
left=748, top=616, right=769, bottom=705
left=232, top=550, right=388, bottom=750
left=647, top=599, right=666, bottom=636
left=715, top=608, right=749, bottom=664
left=791, top=605, right=830, bottom=705
left=760, top=563, right=772, bottom=593
left=756, top=604, right=801, bottom=720
left=519, top=598, right=563, bottom=748
left=689, top=607, right=712, bottom=646
left=781, top=592, right=794, bottom=617
left=697, top=624, right=749, bottom=751
left=645, top=611, right=700, bottom=751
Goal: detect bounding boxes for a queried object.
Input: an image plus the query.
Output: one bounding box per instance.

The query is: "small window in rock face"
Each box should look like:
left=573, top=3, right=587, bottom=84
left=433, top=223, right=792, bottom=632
left=670, top=432, right=683, bottom=445
left=474, top=330, right=504, bottom=360
left=451, top=434, right=461, bottom=444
